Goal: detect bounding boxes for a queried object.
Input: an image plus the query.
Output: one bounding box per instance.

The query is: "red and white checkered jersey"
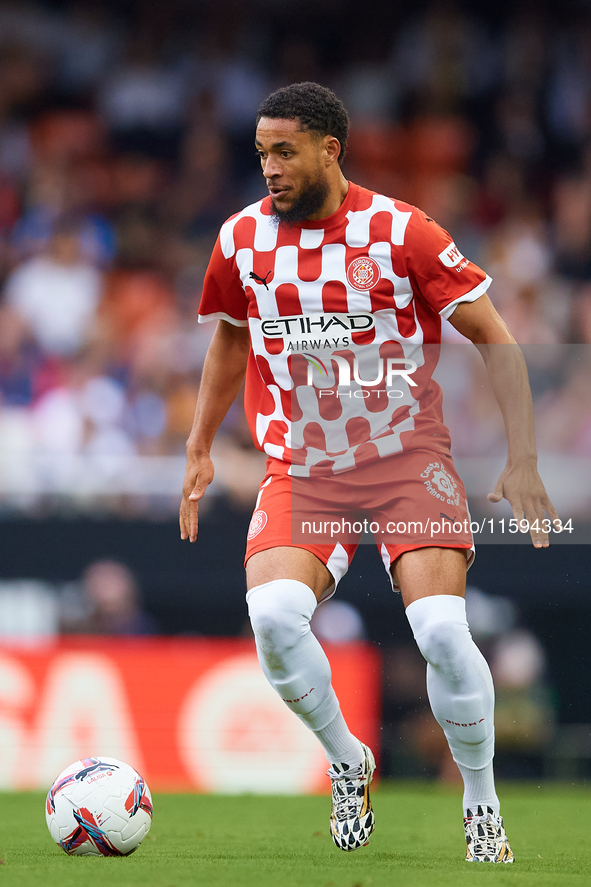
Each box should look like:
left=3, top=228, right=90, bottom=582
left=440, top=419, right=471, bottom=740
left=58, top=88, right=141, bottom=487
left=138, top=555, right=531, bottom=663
left=198, top=181, right=491, bottom=476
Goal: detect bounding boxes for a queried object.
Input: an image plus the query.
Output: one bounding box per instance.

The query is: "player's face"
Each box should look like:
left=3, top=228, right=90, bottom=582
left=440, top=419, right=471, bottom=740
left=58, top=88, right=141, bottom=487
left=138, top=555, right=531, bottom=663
left=255, top=117, right=330, bottom=223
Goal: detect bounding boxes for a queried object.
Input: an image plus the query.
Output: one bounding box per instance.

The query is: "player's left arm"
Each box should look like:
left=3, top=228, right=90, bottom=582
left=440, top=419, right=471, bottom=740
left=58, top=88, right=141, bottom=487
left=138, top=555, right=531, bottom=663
left=449, top=293, right=559, bottom=548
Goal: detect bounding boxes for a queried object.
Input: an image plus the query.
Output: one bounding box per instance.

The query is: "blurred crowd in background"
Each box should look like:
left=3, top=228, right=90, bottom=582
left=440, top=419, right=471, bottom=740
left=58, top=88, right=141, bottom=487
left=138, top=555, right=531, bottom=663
left=0, top=0, right=590, bottom=518
left=1, top=0, right=589, bottom=780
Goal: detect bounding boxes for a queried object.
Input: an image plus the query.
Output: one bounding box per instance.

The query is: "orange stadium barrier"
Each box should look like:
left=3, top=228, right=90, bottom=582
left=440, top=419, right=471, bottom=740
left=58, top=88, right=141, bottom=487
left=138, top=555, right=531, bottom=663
left=0, top=638, right=381, bottom=793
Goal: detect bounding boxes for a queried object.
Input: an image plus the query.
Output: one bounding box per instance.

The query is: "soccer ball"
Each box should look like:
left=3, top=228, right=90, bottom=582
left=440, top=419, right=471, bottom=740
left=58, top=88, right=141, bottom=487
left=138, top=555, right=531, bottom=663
left=45, top=757, right=153, bottom=856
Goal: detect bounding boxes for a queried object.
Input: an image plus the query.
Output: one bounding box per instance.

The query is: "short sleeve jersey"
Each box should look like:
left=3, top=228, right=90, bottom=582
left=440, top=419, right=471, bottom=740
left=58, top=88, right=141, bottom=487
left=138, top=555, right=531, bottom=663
left=198, top=182, right=491, bottom=476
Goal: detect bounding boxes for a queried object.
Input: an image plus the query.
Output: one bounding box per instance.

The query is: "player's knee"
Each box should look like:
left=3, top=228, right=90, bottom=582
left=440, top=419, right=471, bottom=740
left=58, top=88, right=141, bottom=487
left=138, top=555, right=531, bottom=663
left=413, top=620, right=472, bottom=669
left=406, top=595, right=476, bottom=669
left=249, top=606, right=305, bottom=653
left=247, top=579, right=317, bottom=654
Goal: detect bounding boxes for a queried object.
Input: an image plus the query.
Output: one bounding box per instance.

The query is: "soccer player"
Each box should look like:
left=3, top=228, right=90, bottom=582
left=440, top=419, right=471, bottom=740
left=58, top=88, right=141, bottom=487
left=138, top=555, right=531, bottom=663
left=180, top=82, right=557, bottom=862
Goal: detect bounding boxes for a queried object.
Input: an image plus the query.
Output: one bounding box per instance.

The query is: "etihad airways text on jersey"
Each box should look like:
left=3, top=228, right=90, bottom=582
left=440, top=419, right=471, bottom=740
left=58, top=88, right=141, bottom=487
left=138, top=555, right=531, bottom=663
left=260, top=312, right=374, bottom=345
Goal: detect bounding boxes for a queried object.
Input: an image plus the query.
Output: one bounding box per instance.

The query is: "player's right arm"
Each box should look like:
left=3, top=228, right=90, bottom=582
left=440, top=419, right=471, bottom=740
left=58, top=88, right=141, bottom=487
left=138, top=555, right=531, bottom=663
left=180, top=319, right=250, bottom=542
left=180, top=225, right=251, bottom=542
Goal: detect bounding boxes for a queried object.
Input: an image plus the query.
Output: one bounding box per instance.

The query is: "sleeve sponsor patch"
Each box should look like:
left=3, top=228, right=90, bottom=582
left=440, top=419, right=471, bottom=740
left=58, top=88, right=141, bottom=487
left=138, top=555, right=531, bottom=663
left=438, top=242, right=465, bottom=268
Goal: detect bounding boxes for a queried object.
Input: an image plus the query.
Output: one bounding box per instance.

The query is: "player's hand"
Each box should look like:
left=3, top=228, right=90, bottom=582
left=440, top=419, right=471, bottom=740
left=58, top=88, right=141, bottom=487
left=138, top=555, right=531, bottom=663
left=180, top=453, right=215, bottom=542
left=487, top=460, right=559, bottom=548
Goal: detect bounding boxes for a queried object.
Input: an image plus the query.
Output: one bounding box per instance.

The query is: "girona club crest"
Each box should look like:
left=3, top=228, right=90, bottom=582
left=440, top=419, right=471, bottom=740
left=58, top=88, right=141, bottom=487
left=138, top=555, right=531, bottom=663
left=247, top=509, right=268, bottom=540
left=346, top=256, right=381, bottom=291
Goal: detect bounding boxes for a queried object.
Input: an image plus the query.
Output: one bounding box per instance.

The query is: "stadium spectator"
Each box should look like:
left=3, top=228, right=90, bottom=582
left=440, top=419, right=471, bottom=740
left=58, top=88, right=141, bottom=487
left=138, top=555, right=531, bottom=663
left=98, top=31, right=187, bottom=160
left=61, top=559, right=157, bottom=635
left=4, top=215, right=103, bottom=358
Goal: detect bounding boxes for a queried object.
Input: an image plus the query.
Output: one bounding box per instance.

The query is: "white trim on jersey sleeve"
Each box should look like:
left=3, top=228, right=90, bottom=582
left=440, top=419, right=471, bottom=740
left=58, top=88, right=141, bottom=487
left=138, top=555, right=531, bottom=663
left=439, top=274, right=492, bottom=320
left=197, top=311, right=249, bottom=326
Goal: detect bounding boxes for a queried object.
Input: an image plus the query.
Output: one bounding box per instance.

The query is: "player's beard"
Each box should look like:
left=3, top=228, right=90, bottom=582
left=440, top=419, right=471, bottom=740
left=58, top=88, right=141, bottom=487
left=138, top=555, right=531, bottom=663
left=270, top=169, right=330, bottom=226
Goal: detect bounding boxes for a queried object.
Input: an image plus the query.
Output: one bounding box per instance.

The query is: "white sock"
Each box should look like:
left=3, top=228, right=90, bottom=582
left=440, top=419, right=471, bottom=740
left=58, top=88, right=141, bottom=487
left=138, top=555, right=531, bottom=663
left=247, top=580, right=364, bottom=767
left=457, top=761, right=499, bottom=816
left=406, top=595, right=499, bottom=813
left=317, top=710, right=365, bottom=767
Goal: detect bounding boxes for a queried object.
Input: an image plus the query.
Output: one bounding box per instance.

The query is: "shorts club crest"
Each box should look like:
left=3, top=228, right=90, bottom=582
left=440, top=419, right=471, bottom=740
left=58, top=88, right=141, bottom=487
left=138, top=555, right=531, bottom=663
left=247, top=509, right=268, bottom=540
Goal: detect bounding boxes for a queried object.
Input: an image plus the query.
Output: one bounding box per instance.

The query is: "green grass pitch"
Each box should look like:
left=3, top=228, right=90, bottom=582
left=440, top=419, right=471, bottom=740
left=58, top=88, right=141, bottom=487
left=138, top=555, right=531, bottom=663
left=1, top=782, right=589, bottom=886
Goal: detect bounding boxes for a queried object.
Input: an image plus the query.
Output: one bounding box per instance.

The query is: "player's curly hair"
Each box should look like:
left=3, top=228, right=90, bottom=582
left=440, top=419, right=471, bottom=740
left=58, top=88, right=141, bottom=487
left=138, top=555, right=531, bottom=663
left=256, top=82, right=350, bottom=166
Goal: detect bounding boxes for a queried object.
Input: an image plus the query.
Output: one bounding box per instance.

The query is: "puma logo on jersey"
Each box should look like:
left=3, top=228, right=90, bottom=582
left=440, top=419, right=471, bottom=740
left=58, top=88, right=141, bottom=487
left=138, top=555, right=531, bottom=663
left=249, top=270, right=272, bottom=290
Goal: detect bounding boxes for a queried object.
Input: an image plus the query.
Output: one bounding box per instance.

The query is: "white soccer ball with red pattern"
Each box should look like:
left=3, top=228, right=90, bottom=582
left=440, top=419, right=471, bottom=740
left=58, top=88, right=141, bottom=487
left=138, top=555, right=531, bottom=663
left=45, top=757, right=153, bottom=856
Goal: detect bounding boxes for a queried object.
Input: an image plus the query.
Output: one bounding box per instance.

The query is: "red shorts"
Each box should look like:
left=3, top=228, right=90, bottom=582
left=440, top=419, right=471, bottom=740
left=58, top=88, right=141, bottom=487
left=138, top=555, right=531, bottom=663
left=245, top=449, right=474, bottom=595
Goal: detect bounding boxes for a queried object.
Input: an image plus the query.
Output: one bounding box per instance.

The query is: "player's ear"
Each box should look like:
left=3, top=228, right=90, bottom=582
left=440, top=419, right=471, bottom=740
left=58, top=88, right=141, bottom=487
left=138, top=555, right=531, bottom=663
left=324, top=135, right=341, bottom=167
